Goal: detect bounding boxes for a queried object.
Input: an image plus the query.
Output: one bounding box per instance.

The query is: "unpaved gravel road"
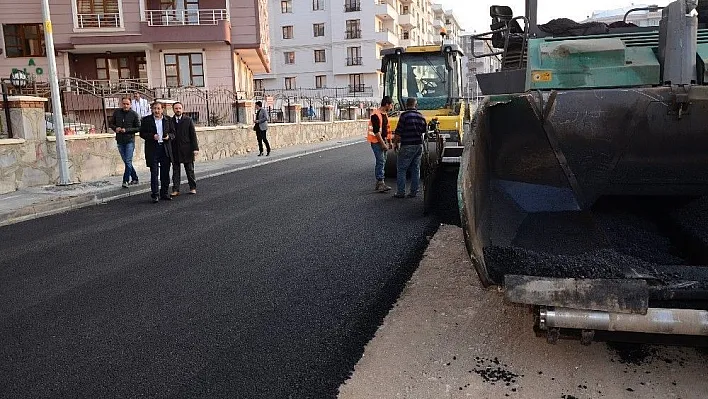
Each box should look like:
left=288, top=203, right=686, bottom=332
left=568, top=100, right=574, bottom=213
left=339, top=225, right=708, bottom=399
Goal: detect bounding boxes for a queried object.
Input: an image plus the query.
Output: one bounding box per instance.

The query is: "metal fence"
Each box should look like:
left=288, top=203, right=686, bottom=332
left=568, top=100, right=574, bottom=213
left=7, top=78, right=376, bottom=134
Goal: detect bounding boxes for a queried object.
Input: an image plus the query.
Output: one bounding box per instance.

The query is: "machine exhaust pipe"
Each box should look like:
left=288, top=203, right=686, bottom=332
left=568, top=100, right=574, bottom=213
left=539, top=307, right=708, bottom=336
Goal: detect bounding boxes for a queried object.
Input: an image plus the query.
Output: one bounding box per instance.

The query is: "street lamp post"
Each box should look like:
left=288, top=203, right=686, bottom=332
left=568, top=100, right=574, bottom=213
left=41, top=0, right=71, bottom=185
left=0, top=70, right=28, bottom=139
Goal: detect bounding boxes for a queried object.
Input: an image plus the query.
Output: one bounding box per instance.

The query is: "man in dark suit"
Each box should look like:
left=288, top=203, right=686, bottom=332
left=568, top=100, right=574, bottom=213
left=139, top=101, right=175, bottom=203
left=170, top=102, right=200, bottom=196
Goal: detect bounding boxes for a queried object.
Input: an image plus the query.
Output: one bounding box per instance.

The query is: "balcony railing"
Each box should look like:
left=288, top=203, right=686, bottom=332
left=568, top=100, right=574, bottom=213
left=345, top=29, right=361, bottom=39
left=348, top=84, right=366, bottom=93
left=77, top=13, right=121, bottom=29
left=145, top=9, right=228, bottom=26
left=344, top=2, right=361, bottom=12
left=346, top=57, right=362, bottom=66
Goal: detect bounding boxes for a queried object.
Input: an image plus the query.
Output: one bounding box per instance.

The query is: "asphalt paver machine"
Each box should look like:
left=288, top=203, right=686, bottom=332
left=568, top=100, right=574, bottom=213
left=461, top=0, right=708, bottom=343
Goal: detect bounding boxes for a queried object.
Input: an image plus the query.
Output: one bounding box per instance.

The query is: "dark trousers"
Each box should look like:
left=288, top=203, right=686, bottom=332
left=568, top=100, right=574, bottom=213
left=150, top=144, right=171, bottom=198
left=256, top=128, right=271, bottom=154
left=172, top=162, right=196, bottom=191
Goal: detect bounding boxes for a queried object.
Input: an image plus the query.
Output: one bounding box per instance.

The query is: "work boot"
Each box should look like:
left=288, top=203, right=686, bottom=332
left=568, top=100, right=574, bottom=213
left=375, top=180, right=391, bottom=192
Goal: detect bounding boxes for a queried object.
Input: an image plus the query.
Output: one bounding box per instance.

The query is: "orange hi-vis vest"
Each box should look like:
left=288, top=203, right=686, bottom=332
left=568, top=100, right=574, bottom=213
left=367, top=109, right=392, bottom=143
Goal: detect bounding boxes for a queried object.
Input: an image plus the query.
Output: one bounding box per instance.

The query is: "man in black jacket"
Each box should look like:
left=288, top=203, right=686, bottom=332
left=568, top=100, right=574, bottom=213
left=139, top=102, right=175, bottom=203
left=170, top=102, right=199, bottom=196
left=392, top=97, right=427, bottom=199
left=110, top=96, right=141, bottom=188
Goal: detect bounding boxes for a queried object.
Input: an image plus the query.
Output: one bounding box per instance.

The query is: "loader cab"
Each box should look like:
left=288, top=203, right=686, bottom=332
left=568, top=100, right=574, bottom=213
left=381, top=45, right=464, bottom=112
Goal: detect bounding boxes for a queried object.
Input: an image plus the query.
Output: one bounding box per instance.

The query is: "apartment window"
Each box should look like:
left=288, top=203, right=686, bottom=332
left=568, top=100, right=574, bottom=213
left=349, top=74, right=363, bottom=92
left=284, top=77, right=296, bottom=90
left=253, top=79, right=265, bottom=91
left=281, top=0, right=292, bottom=13
left=313, top=23, right=325, bottom=37
left=312, top=0, right=324, bottom=10
left=346, top=46, right=361, bottom=66
left=76, top=0, right=121, bottom=28
left=96, top=57, right=130, bottom=81
left=314, top=49, right=326, bottom=63
left=284, top=51, right=295, bottom=64
left=315, top=75, right=326, bottom=89
left=282, top=26, right=293, bottom=39
left=345, top=0, right=360, bottom=12
left=402, top=31, right=409, bottom=40
left=2, top=24, right=45, bottom=58
left=345, top=20, right=361, bottom=39
left=164, top=53, right=205, bottom=87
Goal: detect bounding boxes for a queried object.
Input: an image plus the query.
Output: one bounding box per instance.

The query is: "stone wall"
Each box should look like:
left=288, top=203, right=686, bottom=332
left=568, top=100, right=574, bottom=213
left=0, top=111, right=367, bottom=194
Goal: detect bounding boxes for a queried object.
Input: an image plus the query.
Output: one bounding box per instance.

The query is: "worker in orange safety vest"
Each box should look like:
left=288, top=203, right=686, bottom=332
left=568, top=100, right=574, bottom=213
left=368, top=96, right=394, bottom=192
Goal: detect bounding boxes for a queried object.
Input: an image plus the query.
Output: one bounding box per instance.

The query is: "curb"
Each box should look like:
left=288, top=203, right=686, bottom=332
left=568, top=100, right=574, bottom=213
left=0, top=139, right=363, bottom=227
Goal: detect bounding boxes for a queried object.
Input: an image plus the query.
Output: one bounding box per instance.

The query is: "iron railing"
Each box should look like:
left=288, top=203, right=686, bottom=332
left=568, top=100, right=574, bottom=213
left=5, top=78, right=375, bottom=133
left=346, top=57, right=363, bottom=66
left=77, top=13, right=121, bottom=29
left=345, top=29, right=362, bottom=39
left=344, top=2, right=361, bottom=12
left=145, top=9, right=228, bottom=26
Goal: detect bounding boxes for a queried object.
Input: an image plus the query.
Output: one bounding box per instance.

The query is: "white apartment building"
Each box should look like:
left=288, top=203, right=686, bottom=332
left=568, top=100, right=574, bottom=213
left=583, top=4, right=662, bottom=26
left=255, top=0, right=457, bottom=99
left=460, top=34, right=500, bottom=99
left=431, top=3, right=462, bottom=46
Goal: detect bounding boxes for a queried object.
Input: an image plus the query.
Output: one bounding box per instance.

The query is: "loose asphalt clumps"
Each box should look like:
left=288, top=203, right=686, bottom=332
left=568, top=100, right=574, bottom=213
left=483, top=196, right=708, bottom=299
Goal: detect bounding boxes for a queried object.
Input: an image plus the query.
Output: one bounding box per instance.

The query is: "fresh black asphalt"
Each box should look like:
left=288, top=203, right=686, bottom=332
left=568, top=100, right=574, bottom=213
left=0, top=143, right=447, bottom=398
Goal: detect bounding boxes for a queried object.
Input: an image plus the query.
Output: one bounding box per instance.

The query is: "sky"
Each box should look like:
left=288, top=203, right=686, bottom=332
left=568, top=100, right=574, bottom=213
left=433, top=1, right=672, bottom=33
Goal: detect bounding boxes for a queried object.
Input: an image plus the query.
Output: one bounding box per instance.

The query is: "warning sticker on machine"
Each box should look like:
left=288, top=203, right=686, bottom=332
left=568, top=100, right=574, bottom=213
left=531, top=71, right=553, bottom=82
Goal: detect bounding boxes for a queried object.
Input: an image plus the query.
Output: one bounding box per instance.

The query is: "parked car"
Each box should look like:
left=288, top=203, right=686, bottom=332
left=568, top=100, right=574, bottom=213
left=45, top=113, right=96, bottom=136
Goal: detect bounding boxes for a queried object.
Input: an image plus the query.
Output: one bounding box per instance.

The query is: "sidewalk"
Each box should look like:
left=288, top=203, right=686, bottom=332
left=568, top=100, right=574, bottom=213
left=0, top=137, right=363, bottom=227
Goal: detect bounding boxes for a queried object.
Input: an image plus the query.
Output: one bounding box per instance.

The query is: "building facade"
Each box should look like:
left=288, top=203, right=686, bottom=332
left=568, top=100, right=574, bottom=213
left=584, top=5, right=662, bottom=27
left=460, top=33, right=500, bottom=99
left=0, top=0, right=270, bottom=93
left=431, top=3, right=461, bottom=46
left=255, top=0, right=462, bottom=99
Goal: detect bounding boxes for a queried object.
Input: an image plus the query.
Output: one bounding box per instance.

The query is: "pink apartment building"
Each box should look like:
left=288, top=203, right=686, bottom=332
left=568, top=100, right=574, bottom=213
left=0, top=0, right=270, bottom=92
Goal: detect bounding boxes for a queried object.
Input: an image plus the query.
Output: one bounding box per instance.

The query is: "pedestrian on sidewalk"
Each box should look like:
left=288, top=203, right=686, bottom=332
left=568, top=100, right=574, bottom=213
left=110, top=96, right=141, bottom=188
left=170, top=102, right=199, bottom=196
left=140, top=102, right=175, bottom=203
left=392, top=97, right=426, bottom=199
left=368, top=96, right=394, bottom=192
left=131, top=92, right=151, bottom=118
left=254, top=101, right=271, bottom=156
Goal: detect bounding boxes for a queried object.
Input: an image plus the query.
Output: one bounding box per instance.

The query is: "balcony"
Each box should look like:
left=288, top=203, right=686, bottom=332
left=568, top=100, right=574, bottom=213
left=345, top=29, right=362, bottom=39
left=346, top=57, right=362, bottom=66
left=344, top=1, right=361, bottom=12
left=76, top=13, right=121, bottom=29
left=145, top=9, right=228, bottom=26
left=374, top=0, right=397, bottom=20
left=398, top=13, right=414, bottom=28
left=141, top=9, right=231, bottom=44
left=375, top=29, right=398, bottom=47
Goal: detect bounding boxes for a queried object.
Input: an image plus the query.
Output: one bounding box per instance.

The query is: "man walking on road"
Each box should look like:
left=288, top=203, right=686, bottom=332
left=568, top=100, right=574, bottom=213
left=110, top=96, right=141, bottom=188
left=140, top=102, right=175, bottom=203
left=368, top=96, right=394, bottom=192
left=131, top=92, right=151, bottom=118
left=254, top=101, right=271, bottom=156
left=170, top=102, right=199, bottom=196
left=393, top=97, right=427, bottom=199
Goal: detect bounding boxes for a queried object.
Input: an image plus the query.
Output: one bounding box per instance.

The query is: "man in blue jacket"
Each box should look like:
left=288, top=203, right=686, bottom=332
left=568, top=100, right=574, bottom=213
left=392, top=97, right=427, bottom=198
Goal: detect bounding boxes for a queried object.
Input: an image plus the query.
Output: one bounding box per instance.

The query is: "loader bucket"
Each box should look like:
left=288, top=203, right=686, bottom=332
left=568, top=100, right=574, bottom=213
left=459, top=87, right=708, bottom=287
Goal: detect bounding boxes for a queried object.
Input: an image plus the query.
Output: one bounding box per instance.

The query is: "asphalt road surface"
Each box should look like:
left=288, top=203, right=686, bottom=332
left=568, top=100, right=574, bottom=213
left=0, top=143, right=443, bottom=398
